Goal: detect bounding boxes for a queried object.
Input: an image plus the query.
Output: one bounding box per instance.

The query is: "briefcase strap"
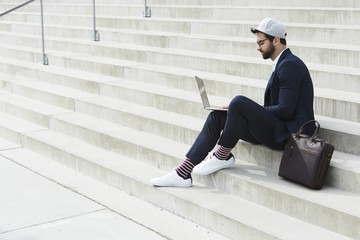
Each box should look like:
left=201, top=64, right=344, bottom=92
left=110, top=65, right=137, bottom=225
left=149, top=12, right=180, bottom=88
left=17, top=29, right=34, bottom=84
left=295, top=120, right=320, bottom=142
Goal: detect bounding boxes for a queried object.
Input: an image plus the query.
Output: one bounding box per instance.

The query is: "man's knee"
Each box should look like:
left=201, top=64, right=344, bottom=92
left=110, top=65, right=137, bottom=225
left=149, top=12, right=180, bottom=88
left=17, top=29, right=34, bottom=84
left=206, top=110, right=227, bottom=129
left=228, top=95, right=252, bottom=113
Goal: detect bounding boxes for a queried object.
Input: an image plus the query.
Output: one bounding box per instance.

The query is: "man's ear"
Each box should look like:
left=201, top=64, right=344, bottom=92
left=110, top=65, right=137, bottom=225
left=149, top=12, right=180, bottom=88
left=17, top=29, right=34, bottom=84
left=273, top=36, right=281, bottom=46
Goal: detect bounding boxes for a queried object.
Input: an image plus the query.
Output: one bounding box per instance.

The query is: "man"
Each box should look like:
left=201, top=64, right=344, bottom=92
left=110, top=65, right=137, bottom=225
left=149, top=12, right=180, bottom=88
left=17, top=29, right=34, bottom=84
left=150, top=18, right=315, bottom=187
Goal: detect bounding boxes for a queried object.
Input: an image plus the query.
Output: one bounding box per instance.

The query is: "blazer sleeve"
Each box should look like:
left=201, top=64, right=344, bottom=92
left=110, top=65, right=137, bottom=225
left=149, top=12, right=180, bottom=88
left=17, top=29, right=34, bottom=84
left=264, top=60, right=303, bottom=120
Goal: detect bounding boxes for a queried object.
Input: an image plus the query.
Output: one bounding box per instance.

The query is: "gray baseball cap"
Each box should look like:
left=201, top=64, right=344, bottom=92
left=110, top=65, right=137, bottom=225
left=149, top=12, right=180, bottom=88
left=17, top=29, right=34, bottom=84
left=251, top=18, right=287, bottom=39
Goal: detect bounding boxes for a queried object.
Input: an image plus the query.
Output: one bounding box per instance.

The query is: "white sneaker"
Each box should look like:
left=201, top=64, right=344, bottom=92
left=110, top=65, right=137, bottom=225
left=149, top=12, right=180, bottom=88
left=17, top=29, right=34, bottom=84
left=150, top=170, right=192, bottom=187
left=192, top=152, right=235, bottom=175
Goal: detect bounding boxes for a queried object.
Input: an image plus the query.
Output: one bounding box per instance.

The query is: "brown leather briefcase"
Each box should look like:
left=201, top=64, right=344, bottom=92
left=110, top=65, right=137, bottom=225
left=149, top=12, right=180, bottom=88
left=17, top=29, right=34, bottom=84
left=279, top=120, right=334, bottom=189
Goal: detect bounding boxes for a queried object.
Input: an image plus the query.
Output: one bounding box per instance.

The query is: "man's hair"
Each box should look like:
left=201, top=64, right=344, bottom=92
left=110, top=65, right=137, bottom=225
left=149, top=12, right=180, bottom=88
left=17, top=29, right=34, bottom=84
left=266, top=34, right=287, bottom=45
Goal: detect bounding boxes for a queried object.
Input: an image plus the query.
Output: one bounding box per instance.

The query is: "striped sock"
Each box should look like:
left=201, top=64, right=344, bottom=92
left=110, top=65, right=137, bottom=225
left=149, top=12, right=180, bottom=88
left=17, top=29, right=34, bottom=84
left=176, top=158, right=195, bottom=179
left=214, top=146, right=232, bottom=160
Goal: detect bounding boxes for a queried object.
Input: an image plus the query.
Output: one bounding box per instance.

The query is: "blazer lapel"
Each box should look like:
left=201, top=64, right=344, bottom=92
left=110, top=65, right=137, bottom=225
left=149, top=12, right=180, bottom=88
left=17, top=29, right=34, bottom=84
left=264, top=49, right=292, bottom=106
left=264, top=71, right=274, bottom=105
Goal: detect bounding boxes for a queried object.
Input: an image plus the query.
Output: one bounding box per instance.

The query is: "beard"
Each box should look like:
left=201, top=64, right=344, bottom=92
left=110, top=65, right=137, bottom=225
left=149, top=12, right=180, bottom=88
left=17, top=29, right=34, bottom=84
left=262, top=44, right=275, bottom=59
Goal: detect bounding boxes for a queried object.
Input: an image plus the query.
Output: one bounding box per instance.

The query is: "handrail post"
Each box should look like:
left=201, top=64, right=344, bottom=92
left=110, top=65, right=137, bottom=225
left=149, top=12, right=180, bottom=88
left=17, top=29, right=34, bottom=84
left=143, top=0, right=151, bottom=18
left=92, top=0, right=100, bottom=41
left=40, top=0, right=48, bottom=65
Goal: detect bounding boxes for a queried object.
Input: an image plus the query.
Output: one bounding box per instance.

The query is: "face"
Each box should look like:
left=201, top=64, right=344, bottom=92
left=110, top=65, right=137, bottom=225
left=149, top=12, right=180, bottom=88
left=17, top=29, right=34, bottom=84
left=256, top=33, right=275, bottom=60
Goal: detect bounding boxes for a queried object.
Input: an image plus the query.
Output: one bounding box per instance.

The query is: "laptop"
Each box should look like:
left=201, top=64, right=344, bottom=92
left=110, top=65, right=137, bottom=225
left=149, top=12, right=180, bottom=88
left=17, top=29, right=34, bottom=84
left=195, top=76, right=227, bottom=111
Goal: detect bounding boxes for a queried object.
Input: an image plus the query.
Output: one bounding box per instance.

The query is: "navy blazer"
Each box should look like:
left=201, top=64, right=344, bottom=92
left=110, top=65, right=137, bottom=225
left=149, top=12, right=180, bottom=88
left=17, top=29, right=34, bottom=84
left=264, top=49, right=315, bottom=138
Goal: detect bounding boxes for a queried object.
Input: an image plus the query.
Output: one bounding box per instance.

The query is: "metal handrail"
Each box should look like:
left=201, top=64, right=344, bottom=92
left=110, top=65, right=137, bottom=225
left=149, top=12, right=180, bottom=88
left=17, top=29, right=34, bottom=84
left=143, top=0, right=151, bottom=18
left=0, top=0, right=48, bottom=65
left=92, top=0, right=100, bottom=41
left=0, top=0, right=36, bottom=17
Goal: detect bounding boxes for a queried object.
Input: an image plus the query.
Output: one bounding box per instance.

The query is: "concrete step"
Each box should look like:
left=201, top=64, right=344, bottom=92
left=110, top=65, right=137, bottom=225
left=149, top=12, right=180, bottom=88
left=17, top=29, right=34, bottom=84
left=45, top=112, right=360, bottom=239
left=0, top=44, right=139, bottom=77
left=1, top=37, right=359, bottom=99
left=0, top=79, right=358, bottom=231
left=0, top=21, right=99, bottom=41
left=19, top=129, right=354, bottom=240
left=147, top=0, right=360, bottom=8
left=121, top=62, right=360, bottom=99
left=96, top=78, right=215, bottom=119
left=233, top=0, right=360, bottom=8
left=46, top=110, right=360, bottom=193
left=0, top=21, right=358, bottom=88
left=0, top=135, right=20, bottom=150
left=195, top=159, right=360, bottom=238
left=1, top=12, right=360, bottom=45
left=0, top=147, right=227, bottom=240
left=3, top=5, right=213, bottom=21
left=52, top=46, right=360, bottom=96
left=233, top=140, right=360, bottom=195
left=0, top=110, right=45, bottom=146
left=326, top=151, right=360, bottom=194
left=76, top=97, right=360, bottom=192
left=0, top=70, right=358, bottom=196
left=0, top=13, right=192, bottom=35
left=2, top=0, right=360, bottom=9
left=49, top=112, right=189, bottom=168
left=75, top=95, right=203, bottom=146
left=0, top=35, right=360, bottom=124
left=6, top=4, right=360, bottom=26
left=0, top=58, right=111, bottom=95
left=314, top=88, right=360, bottom=122
left=167, top=35, right=360, bottom=69
left=0, top=52, right=359, bottom=127
left=0, top=93, right=70, bottom=127
left=0, top=73, right=94, bottom=110
left=316, top=115, right=360, bottom=156
left=101, top=76, right=360, bottom=124
left=0, top=1, right=358, bottom=239
left=1, top=29, right=359, bottom=70
left=29, top=0, right=144, bottom=4
left=0, top=71, right=358, bottom=193
left=5, top=0, right=358, bottom=8
left=190, top=20, right=360, bottom=45
left=210, top=7, right=360, bottom=25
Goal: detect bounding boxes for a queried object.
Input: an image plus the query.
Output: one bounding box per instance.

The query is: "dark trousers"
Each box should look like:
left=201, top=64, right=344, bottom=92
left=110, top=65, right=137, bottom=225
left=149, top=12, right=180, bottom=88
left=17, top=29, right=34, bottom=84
left=186, top=96, right=289, bottom=165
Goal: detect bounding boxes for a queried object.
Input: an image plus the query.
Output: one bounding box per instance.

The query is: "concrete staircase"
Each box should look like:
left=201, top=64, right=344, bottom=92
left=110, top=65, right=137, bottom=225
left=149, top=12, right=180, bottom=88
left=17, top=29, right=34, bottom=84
left=0, top=0, right=359, bottom=239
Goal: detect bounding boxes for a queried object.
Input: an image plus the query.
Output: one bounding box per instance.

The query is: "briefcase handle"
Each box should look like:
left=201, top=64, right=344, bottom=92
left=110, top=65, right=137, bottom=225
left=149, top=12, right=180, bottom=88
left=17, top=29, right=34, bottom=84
left=295, top=120, right=320, bottom=142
